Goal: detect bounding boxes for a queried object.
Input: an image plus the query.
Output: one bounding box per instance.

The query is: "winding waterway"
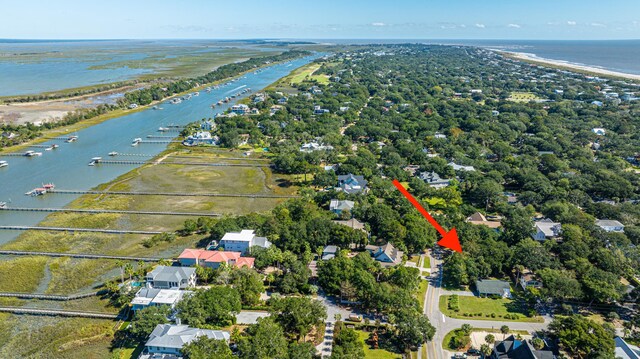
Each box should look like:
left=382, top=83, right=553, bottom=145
left=0, top=54, right=318, bottom=244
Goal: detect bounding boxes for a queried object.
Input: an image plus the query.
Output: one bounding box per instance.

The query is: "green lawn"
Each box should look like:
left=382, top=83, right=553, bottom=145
left=439, top=295, right=543, bottom=323
left=507, top=91, right=545, bottom=103
left=416, top=280, right=429, bottom=310
left=422, top=256, right=430, bottom=269
left=357, top=331, right=402, bottom=359
left=442, top=328, right=530, bottom=350
left=407, top=256, right=420, bottom=265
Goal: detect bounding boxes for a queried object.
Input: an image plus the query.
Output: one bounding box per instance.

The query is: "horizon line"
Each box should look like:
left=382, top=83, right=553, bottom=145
left=2, top=37, right=640, bottom=42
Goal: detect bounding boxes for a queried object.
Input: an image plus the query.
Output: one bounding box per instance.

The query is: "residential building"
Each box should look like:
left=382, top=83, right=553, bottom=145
left=595, top=219, right=625, bottom=233
left=146, top=266, right=196, bottom=289
left=448, top=162, right=475, bottom=172
left=518, top=270, right=543, bottom=291
left=333, top=218, right=367, bottom=233
left=337, top=174, right=368, bottom=194
left=419, top=171, right=452, bottom=189
left=230, top=104, right=249, bottom=115
left=130, top=288, right=190, bottom=312
left=143, top=324, right=229, bottom=358
left=177, top=249, right=255, bottom=269
left=329, top=199, right=355, bottom=215
left=182, top=131, right=217, bottom=146
left=313, top=105, right=330, bottom=114
left=491, top=335, right=554, bottom=359
left=300, top=142, right=334, bottom=152
left=475, top=279, right=512, bottom=298
left=218, top=230, right=271, bottom=254
left=615, top=336, right=640, bottom=359
left=366, top=243, right=403, bottom=266
left=532, top=219, right=562, bottom=241
left=321, top=245, right=339, bottom=260
left=592, top=127, right=606, bottom=136
left=434, top=132, right=447, bottom=139
left=465, top=212, right=502, bottom=229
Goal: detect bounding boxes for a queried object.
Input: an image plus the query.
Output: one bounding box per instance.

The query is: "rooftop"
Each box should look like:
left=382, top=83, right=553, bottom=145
left=146, top=324, right=229, bottom=350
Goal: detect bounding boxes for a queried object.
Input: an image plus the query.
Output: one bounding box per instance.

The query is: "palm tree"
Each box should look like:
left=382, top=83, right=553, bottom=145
left=115, top=260, right=125, bottom=284
left=124, top=263, right=134, bottom=282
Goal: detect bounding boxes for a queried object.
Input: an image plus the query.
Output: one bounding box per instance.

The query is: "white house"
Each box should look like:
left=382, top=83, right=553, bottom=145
left=218, top=230, right=271, bottom=254
left=143, top=324, right=229, bottom=358
left=145, top=266, right=196, bottom=289
left=230, top=104, right=249, bottom=115
left=448, top=162, right=475, bottom=172
left=592, top=128, right=606, bottom=136
left=532, top=219, right=562, bottom=241
left=131, top=288, right=190, bottom=312
left=596, top=219, right=625, bottom=233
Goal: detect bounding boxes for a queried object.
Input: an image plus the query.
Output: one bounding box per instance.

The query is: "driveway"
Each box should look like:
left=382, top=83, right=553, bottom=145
left=315, top=292, right=358, bottom=358
left=236, top=310, right=270, bottom=325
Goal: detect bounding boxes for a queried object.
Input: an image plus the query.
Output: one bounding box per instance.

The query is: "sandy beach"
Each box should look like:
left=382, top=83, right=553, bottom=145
left=500, top=51, right=640, bottom=82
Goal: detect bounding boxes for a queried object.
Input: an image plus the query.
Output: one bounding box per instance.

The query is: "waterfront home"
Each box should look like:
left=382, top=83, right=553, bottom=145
left=321, top=245, right=339, bottom=260
left=595, top=219, right=625, bottom=233
left=492, top=110, right=500, bottom=116
left=365, top=243, right=403, bottom=267
left=143, top=324, right=229, bottom=358
left=419, top=171, right=452, bottom=189
left=465, top=212, right=502, bottom=229
left=177, top=249, right=255, bottom=269
left=230, top=104, right=249, bottom=115
left=183, top=131, right=217, bottom=146
left=532, top=219, right=562, bottom=241
left=145, top=266, right=196, bottom=289
left=129, top=103, right=138, bottom=109
left=270, top=105, right=283, bottom=115
left=277, top=97, right=288, bottom=104
left=475, top=279, right=512, bottom=298
left=336, top=174, right=368, bottom=194
left=491, top=335, right=553, bottom=359
left=310, top=86, right=323, bottom=95
left=448, top=162, right=475, bottom=172
left=130, top=288, right=190, bottom=312
left=329, top=199, right=355, bottom=215
left=218, top=230, right=271, bottom=254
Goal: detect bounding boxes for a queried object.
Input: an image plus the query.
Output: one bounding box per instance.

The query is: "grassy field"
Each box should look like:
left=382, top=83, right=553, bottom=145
left=439, top=295, right=543, bottom=323
left=407, top=255, right=420, bottom=265
left=506, top=92, right=546, bottom=103
left=422, top=256, right=430, bottom=269
left=0, top=146, right=297, bottom=358
left=416, top=280, right=429, bottom=310
left=357, top=331, right=402, bottom=359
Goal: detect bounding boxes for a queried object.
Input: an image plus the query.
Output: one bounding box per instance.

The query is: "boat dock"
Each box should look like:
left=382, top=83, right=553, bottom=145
left=91, top=160, right=271, bottom=167
left=0, top=250, right=161, bottom=262
left=138, top=140, right=181, bottom=144
left=0, top=225, right=164, bottom=235
left=0, top=291, right=99, bottom=301
left=0, top=306, right=118, bottom=319
left=47, top=189, right=299, bottom=198
left=0, top=207, right=220, bottom=217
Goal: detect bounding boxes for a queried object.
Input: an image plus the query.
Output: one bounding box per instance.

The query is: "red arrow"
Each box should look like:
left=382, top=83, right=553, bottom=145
left=392, top=179, right=462, bottom=253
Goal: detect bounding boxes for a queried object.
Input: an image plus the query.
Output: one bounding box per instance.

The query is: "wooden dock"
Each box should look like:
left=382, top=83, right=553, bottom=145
left=0, top=206, right=220, bottom=217
left=0, top=306, right=118, bottom=319
left=0, top=291, right=99, bottom=301
left=0, top=250, right=161, bottom=262
left=48, top=189, right=299, bottom=199
left=0, top=225, right=163, bottom=235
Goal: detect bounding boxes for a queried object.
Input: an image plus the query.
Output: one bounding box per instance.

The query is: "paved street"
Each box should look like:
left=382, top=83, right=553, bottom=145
left=419, top=252, right=550, bottom=359
left=315, top=292, right=357, bottom=358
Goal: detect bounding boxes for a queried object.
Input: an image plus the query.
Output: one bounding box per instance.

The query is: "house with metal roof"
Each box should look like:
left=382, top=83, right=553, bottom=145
left=142, top=324, right=229, bottom=358
left=337, top=174, right=368, bottom=194
left=145, top=266, right=196, bottom=290
left=321, top=245, right=339, bottom=260
left=419, top=171, right=452, bottom=189
left=532, top=219, right=561, bottom=241
left=365, top=243, right=403, bottom=266
left=217, top=229, right=271, bottom=254
left=596, top=219, right=625, bottom=233
left=491, top=335, right=554, bottom=359
left=615, top=336, right=640, bottom=359
left=329, top=199, right=355, bottom=215
left=475, top=279, right=512, bottom=298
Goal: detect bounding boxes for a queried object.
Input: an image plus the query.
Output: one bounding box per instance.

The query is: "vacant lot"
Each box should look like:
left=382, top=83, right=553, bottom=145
left=507, top=91, right=546, bottom=103
left=439, top=295, right=543, bottom=323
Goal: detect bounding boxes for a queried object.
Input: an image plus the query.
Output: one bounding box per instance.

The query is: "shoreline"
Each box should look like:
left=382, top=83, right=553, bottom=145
left=498, top=51, right=640, bottom=82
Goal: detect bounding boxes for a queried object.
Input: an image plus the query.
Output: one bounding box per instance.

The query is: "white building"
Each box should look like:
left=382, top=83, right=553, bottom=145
left=596, top=219, right=625, bottom=233
left=143, top=324, right=229, bottom=358
left=218, top=230, right=271, bottom=254
left=532, top=219, right=562, bottom=241
left=448, top=162, right=475, bottom=172
left=131, top=288, right=190, bottom=312
left=592, top=128, right=606, bottom=136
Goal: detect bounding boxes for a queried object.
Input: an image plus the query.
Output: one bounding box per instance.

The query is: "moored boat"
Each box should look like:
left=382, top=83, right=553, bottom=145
left=0, top=160, right=7, bottom=168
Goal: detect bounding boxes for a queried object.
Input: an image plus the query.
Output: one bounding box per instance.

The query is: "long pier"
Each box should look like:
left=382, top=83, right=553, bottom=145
left=0, top=225, right=163, bottom=235
left=0, top=306, right=118, bottom=319
left=0, top=250, right=162, bottom=262
left=94, top=160, right=271, bottom=167
left=0, top=291, right=98, bottom=301
left=138, top=140, right=181, bottom=144
left=48, top=189, right=299, bottom=198
left=0, top=207, right=221, bottom=217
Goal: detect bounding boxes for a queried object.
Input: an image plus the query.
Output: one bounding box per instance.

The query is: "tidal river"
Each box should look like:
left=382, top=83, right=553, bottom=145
left=0, top=54, right=318, bottom=245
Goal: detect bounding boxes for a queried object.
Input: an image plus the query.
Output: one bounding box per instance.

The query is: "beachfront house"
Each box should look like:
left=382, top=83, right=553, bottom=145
left=143, top=324, right=229, bottom=358
left=230, top=104, right=249, bottom=115
left=532, top=219, right=562, bottom=241
left=217, top=230, right=271, bottom=254
left=336, top=174, right=368, bottom=194
left=177, top=249, right=255, bottom=269
left=130, top=288, right=190, bottom=312
left=145, top=266, right=196, bottom=290
left=596, top=219, right=625, bottom=233
left=329, top=199, right=355, bottom=215
left=475, top=279, right=512, bottom=298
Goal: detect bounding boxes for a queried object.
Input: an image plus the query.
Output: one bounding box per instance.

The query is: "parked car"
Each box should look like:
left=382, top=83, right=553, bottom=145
left=453, top=354, right=467, bottom=359
left=347, top=314, right=363, bottom=322
left=467, top=348, right=481, bottom=356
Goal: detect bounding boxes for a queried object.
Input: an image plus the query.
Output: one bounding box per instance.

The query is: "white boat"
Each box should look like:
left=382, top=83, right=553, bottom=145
left=24, top=150, right=42, bottom=157
left=158, top=127, right=168, bottom=132
left=132, top=138, right=142, bottom=146
left=0, top=161, right=7, bottom=168
left=193, top=92, right=200, bottom=96
left=0, top=202, right=6, bottom=209
left=65, top=135, right=78, bottom=143
left=170, top=98, right=182, bottom=104
left=108, top=152, right=118, bottom=156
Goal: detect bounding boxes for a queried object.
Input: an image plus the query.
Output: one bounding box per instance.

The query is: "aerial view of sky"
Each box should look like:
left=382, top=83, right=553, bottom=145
left=3, top=0, right=640, bottom=40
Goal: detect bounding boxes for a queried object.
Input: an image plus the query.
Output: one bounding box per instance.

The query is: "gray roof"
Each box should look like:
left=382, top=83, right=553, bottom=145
left=323, top=245, right=339, bottom=254
left=252, top=236, right=271, bottom=248
left=330, top=199, right=355, bottom=211
left=476, top=279, right=511, bottom=295
left=493, top=335, right=554, bottom=359
left=147, top=266, right=196, bottom=283
left=535, top=219, right=561, bottom=237
left=596, top=219, right=624, bottom=228
left=146, top=324, right=229, bottom=350
left=135, top=287, right=162, bottom=299
left=337, top=174, right=368, bottom=194
left=333, top=218, right=366, bottom=232
left=615, top=337, right=640, bottom=359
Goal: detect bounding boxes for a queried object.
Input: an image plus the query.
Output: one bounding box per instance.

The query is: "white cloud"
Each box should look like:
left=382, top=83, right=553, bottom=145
left=507, top=24, right=521, bottom=28
left=475, top=23, right=485, bottom=28
left=590, top=22, right=606, bottom=27
left=460, top=24, right=466, bottom=28
left=567, top=20, right=577, bottom=26
left=371, top=22, right=386, bottom=27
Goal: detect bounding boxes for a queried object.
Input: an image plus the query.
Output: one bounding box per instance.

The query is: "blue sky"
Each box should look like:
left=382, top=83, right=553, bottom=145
left=3, top=0, right=640, bottom=40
